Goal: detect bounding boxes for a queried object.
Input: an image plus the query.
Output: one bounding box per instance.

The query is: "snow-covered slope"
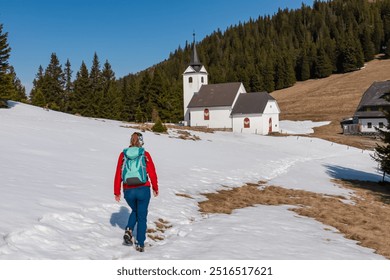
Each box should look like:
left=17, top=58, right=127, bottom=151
left=0, top=102, right=384, bottom=259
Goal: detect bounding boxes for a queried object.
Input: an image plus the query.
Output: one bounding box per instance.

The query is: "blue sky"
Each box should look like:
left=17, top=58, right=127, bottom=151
left=0, top=0, right=312, bottom=94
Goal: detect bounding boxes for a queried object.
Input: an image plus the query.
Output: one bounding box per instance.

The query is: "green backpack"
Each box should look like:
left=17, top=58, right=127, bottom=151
left=122, top=147, right=148, bottom=185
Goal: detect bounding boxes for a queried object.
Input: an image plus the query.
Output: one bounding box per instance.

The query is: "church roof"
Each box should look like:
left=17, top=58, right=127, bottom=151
left=231, top=92, right=276, bottom=115
left=187, top=82, right=243, bottom=108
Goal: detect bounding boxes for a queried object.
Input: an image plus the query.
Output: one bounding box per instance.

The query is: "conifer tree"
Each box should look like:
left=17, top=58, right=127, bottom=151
left=89, top=52, right=104, bottom=116
left=297, top=47, right=311, bottom=81
left=314, top=46, right=333, bottom=78
left=120, top=76, right=138, bottom=122
left=9, top=66, right=26, bottom=101
left=31, top=88, right=46, bottom=107
left=0, top=23, right=14, bottom=101
left=43, top=53, right=65, bottom=110
left=30, top=65, right=44, bottom=106
left=101, top=60, right=122, bottom=119
left=72, top=61, right=91, bottom=115
left=138, top=71, right=153, bottom=121
left=0, top=24, right=10, bottom=78
left=360, top=24, right=376, bottom=61
left=63, top=59, right=73, bottom=112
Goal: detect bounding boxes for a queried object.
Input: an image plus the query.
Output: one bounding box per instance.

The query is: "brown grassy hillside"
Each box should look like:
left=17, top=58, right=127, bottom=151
left=271, top=57, right=390, bottom=149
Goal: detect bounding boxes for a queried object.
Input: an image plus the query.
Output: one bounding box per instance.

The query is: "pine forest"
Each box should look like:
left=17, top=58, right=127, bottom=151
left=2, top=0, right=390, bottom=123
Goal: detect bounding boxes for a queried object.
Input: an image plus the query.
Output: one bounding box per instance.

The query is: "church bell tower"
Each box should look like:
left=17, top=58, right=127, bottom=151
left=182, top=33, right=208, bottom=126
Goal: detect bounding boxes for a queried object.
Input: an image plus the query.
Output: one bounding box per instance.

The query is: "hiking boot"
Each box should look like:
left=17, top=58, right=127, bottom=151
left=136, top=245, right=145, bottom=252
left=123, top=228, right=133, bottom=246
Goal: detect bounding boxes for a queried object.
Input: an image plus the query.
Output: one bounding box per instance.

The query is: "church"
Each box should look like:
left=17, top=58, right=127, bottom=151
left=182, top=41, right=280, bottom=135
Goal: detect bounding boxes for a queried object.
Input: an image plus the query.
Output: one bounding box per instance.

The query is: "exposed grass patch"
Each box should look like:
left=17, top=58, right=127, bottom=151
left=176, top=193, right=194, bottom=199
left=199, top=181, right=390, bottom=259
left=147, top=218, right=173, bottom=242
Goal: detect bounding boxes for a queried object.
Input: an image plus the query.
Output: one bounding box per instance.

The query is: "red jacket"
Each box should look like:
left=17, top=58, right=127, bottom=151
left=114, top=150, right=158, bottom=196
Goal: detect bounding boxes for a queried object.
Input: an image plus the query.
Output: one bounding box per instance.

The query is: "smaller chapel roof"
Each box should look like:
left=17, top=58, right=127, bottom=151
left=231, top=92, right=276, bottom=115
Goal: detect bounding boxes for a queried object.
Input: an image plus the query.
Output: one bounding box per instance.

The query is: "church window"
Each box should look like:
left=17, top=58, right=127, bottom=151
left=244, top=117, right=250, bottom=128
left=204, top=109, right=210, bottom=120
left=189, top=77, right=193, bottom=83
left=201, top=77, right=204, bottom=83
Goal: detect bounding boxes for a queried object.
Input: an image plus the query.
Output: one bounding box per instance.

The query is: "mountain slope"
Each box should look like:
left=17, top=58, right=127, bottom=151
left=271, top=58, right=390, bottom=149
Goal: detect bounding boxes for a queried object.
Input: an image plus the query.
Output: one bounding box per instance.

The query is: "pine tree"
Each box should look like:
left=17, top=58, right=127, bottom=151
left=63, top=59, right=73, bottom=112
left=0, top=24, right=10, bottom=79
left=120, top=76, right=138, bottom=122
left=297, top=46, right=311, bottom=81
left=101, top=60, right=122, bottom=119
left=9, top=66, right=26, bottom=101
left=0, top=23, right=14, bottom=101
left=43, top=53, right=65, bottom=110
left=314, top=46, right=333, bottom=78
left=30, top=65, right=44, bottom=106
left=138, top=71, right=153, bottom=121
left=72, top=61, right=91, bottom=116
left=360, top=24, right=376, bottom=61
left=31, top=88, right=46, bottom=107
left=89, top=52, right=104, bottom=117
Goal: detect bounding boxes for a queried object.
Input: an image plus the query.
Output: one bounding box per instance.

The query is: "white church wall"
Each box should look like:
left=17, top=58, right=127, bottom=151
left=264, top=100, right=280, bottom=133
left=190, top=107, right=233, bottom=128
left=262, top=113, right=280, bottom=134
left=232, top=114, right=264, bottom=134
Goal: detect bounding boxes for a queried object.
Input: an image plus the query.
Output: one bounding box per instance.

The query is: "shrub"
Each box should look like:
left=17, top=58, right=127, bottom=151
left=152, top=119, right=167, bottom=133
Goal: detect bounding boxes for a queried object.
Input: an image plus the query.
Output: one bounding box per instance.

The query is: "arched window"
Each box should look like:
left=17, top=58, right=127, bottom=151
left=201, top=77, right=204, bottom=83
left=244, top=117, right=250, bottom=128
left=189, top=77, right=193, bottom=83
left=204, top=109, right=210, bottom=120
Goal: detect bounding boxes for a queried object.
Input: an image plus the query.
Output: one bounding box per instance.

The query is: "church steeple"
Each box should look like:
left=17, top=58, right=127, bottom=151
left=190, top=32, right=202, bottom=72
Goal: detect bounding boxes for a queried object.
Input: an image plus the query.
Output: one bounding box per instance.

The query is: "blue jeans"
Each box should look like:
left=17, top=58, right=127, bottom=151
left=123, top=186, right=151, bottom=247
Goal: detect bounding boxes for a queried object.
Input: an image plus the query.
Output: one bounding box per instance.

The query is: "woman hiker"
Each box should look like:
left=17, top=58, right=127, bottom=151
left=114, top=132, right=159, bottom=252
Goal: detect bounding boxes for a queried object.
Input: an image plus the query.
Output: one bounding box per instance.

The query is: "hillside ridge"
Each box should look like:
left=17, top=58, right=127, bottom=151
left=271, top=57, right=390, bottom=149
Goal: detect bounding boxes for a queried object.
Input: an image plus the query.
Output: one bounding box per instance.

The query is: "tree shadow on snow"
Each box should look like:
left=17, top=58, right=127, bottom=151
left=5, top=101, right=18, bottom=108
left=110, top=206, right=130, bottom=230
left=324, top=164, right=390, bottom=204
left=324, top=164, right=382, bottom=182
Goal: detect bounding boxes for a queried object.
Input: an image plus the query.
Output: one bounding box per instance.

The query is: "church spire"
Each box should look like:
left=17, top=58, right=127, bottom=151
left=190, top=32, right=202, bottom=72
